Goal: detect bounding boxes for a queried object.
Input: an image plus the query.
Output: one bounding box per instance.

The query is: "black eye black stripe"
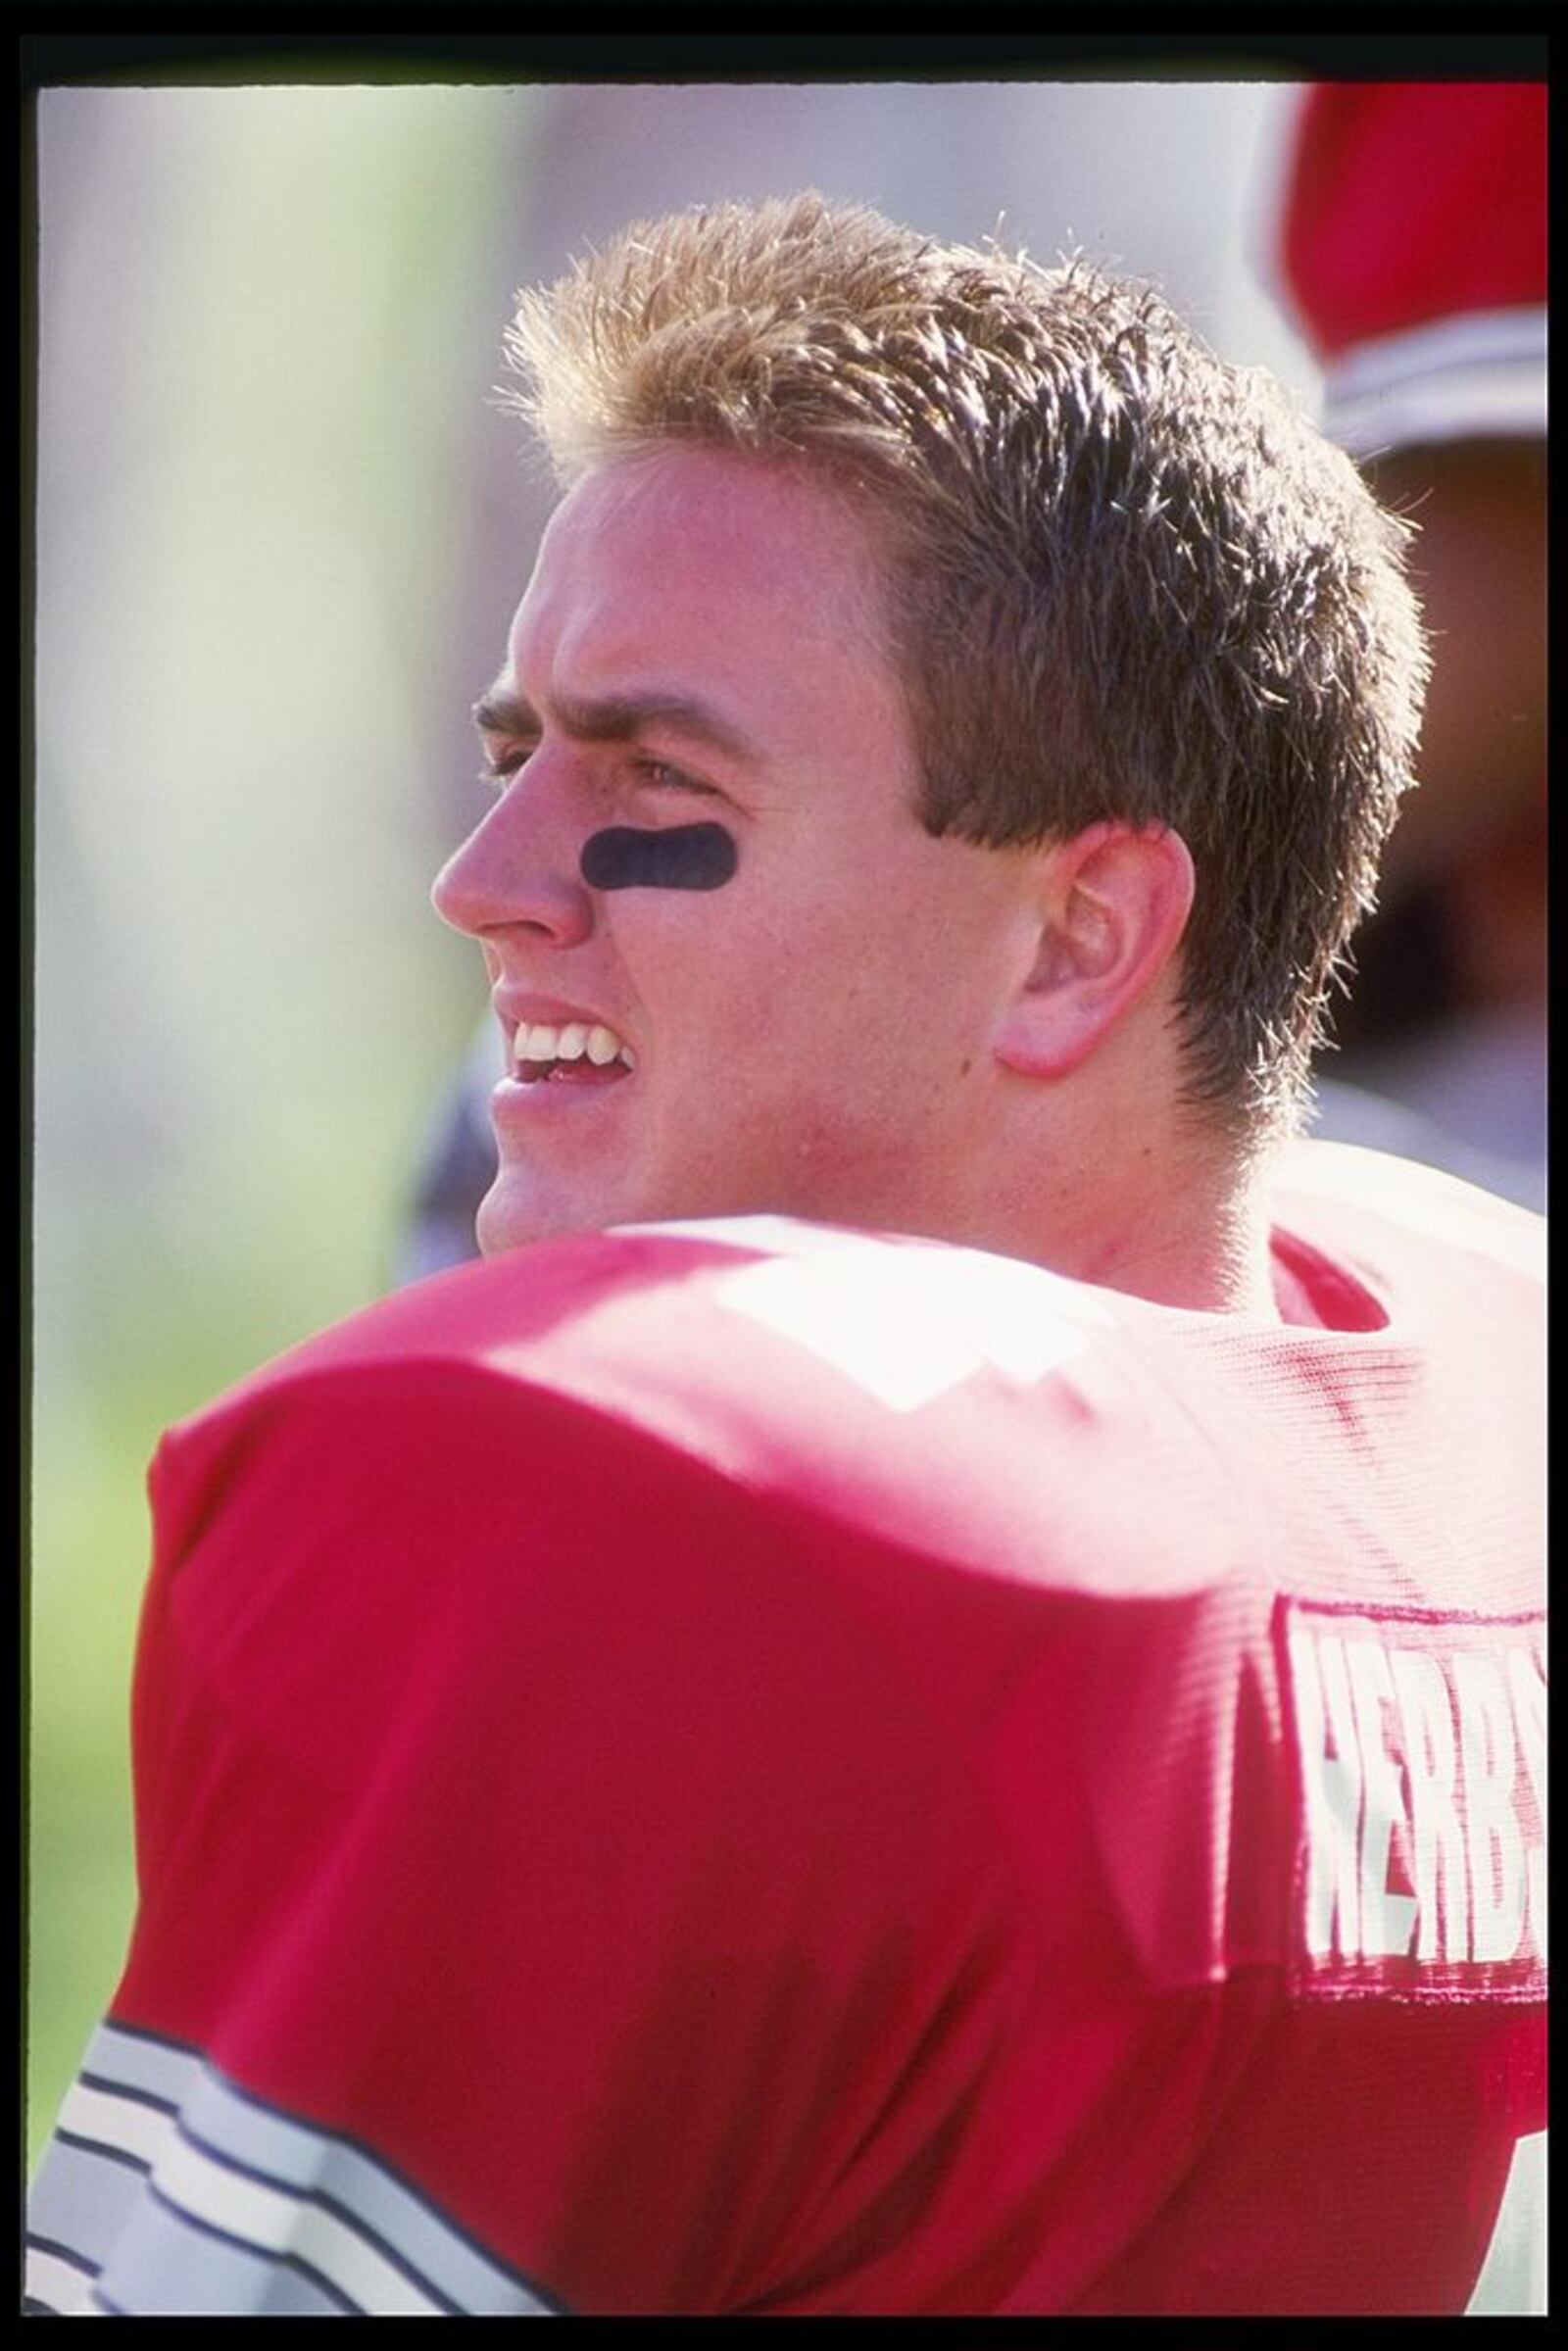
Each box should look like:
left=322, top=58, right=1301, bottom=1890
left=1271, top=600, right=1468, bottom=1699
left=579, top=823, right=738, bottom=891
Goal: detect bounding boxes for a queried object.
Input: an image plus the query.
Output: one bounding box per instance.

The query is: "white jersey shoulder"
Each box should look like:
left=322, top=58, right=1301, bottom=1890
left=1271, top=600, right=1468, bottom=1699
left=612, top=1215, right=1119, bottom=1413
left=1274, top=1137, right=1544, bottom=1279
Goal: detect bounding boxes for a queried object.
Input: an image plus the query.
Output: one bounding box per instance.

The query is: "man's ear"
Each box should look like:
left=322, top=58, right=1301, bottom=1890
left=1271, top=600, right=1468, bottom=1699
left=995, top=821, right=1196, bottom=1080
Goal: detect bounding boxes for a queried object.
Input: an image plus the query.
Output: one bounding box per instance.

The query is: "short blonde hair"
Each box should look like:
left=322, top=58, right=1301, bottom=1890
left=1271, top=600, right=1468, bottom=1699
left=503, top=193, right=1428, bottom=1131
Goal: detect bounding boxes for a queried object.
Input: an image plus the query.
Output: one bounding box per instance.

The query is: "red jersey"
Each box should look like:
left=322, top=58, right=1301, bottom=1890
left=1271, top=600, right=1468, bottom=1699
left=26, top=1142, right=1544, bottom=2314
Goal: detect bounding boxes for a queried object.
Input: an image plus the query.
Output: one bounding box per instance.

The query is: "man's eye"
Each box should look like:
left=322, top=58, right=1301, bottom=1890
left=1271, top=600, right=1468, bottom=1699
left=478, top=745, right=532, bottom=789
left=635, top=758, right=712, bottom=796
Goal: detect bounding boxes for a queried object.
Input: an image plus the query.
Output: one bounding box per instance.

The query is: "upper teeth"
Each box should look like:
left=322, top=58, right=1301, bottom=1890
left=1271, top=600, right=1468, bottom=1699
left=515, top=1020, right=635, bottom=1070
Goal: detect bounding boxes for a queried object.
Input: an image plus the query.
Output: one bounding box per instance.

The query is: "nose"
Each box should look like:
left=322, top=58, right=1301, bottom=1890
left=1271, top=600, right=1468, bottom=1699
left=431, top=783, right=595, bottom=950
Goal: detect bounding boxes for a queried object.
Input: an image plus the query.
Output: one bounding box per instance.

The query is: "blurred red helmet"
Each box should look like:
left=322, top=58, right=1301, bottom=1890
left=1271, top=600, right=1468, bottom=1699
left=1279, top=82, right=1545, bottom=455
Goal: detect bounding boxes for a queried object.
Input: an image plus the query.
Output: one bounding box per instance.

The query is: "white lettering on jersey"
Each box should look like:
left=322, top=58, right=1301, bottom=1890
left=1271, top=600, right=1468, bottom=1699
left=1389, top=1648, right=1467, bottom=1963
left=1287, top=1619, right=1545, bottom=1972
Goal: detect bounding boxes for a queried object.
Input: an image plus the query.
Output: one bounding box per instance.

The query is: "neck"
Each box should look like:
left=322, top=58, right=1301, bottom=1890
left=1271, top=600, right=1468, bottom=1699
left=1056, top=1144, right=1279, bottom=1316
left=979, top=1057, right=1282, bottom=1318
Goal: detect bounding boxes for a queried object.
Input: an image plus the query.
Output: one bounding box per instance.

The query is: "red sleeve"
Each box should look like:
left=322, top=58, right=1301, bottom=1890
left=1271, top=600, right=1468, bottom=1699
left=113, top=1358, right=1025, bottom=2315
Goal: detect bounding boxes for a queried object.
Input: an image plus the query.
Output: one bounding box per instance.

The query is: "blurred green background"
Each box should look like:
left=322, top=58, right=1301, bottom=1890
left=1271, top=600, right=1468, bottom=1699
left=28, top=82, right=535, bottom=2161
left=28, top=70, right=1316, bottom=2167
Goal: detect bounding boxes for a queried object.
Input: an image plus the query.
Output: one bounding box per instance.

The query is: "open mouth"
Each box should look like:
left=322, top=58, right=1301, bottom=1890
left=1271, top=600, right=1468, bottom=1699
left=514, top=1019, right=637, bottom=1085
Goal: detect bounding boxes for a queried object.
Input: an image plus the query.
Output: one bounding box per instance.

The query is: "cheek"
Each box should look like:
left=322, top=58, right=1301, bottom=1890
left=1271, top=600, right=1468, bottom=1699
left=617, top=860, right=1000, bottom=1087
left=612, top=879, right=780, bottom=990
left=601, top=905, right=778, bottom=1077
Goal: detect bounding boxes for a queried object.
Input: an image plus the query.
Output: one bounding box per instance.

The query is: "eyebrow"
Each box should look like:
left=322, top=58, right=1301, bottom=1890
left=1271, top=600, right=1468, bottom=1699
left=471, top=683, right=763, bottom=769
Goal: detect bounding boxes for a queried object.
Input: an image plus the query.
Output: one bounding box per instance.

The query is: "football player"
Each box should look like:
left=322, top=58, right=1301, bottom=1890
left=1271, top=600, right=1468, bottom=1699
left=27, top=196, right=1544, bottom=2317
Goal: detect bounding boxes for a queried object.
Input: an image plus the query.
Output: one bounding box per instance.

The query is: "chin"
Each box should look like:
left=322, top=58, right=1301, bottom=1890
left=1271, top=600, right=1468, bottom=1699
left=476, top=1167, right=649, bottom=1258
left=475, top=1182, right=574, bottom=1258
left=476, top=1157, right=801, bottom=1258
